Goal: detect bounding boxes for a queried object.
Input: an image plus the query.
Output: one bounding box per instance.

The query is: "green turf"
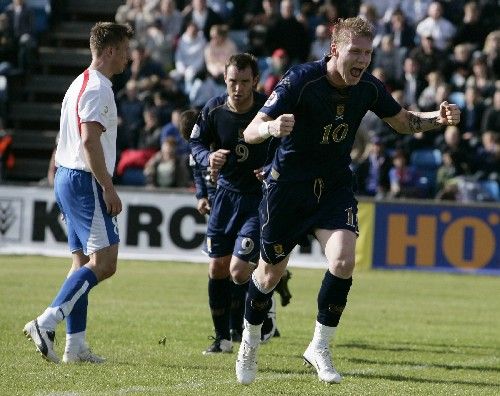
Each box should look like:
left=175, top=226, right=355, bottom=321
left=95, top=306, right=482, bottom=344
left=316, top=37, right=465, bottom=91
left=0, top=255, right=499, bottom=396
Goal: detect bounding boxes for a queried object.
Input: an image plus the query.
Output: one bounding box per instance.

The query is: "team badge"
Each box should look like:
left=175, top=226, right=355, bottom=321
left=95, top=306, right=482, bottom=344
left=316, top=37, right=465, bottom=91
left=190, top=124, right=200, bottom=139
left=273, top=244, right=285, bottom=257
left=336, top=104, right=344, bottom=116
left=264, top=91, right=278, bottom=107
left=270, top=168, right=280, bottom=180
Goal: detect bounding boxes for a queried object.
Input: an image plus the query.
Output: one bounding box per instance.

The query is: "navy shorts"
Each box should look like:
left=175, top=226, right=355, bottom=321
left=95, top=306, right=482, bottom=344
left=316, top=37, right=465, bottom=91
left=206, top=186, right=261, bottom=263
left=54, top=167, right=120, bottom=255
left=260, top=175, right=358, bottom=264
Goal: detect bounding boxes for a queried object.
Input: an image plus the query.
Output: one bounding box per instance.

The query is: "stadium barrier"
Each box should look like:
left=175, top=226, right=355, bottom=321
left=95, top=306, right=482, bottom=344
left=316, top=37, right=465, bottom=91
left=0, top=185, right=498, bottom=274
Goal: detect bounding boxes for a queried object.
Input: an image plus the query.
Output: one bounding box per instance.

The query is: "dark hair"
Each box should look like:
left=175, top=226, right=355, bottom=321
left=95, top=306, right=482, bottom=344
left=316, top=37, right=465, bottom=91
left=225, top=53, right=259, bottom=78
left=179, top=109, right=200, bottom=141
left=90, top=22, right=134, bottom=56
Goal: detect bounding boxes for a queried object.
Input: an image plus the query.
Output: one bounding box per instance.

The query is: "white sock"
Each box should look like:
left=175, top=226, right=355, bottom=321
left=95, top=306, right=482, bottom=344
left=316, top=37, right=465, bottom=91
left=65, top=331, right=86, bottom=353
left=36, top=307, right=64, bottom=331
left=243, top=319, right=262, bottom=347
left=310, top=320, right=336, bottom=349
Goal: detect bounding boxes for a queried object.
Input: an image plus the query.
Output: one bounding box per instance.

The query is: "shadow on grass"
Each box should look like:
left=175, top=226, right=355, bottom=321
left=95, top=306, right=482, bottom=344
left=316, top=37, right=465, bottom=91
left=343, top=370, right=499, bottom=388
left=346, top=356, right=500, bottom=373
left=339, top=341, right=498, bottom=355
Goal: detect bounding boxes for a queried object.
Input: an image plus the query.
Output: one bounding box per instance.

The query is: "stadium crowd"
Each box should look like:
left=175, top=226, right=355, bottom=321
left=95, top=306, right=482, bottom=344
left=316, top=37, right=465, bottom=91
left=1, top=0, right=499, bottom=201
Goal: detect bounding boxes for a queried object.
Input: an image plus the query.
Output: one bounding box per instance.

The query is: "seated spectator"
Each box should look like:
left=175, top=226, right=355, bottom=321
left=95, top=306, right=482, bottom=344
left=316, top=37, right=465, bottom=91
left=409, top=34, right=448, bottom=81
left=416, top=1, right=456, bottom=51
left=266, top=0, right=310, bottom=63
left=460, top=85, right=487, bottom=142
left=466, top=55, right=496, bottom=99
left=372, top=34, right=406, bottom=85
left=388, top=149, right=425, bottom=199
left=383, top=8, right=415, bottom=51
left=399, top=0, right=433, bottom=27
left=115, top=0, right=153, bottom=39
left=137, top=106, right=162, bottom=150
left=261, top=48, right=289, bottom=96
left=172, top=21, right=207, bottom=93
left=435, top=148, right=466, bottom=193
left=160, top=107, right=189, bottom=156
left=309, top=24, right=330, bottom=61
left=144, top=136, right=192, bottom=188
left=473, top=130, right=500, bottom=182
left=125, top=42, right=167, bottom=90
left=117, top=79, right=145, bottom=152
left=481, top=88, right=500, bottom=133
left=437, top=125, right=473, bottom=174
left=401, top=57, right=425, bottom=110
left=482, top=30, right=500, bottom=80
left=447, top=43, right=473, bottom=93
left=2, top=0, right=37, bottom=73
left=188, top=68, right=225, bottom=108
left=355, top=136, right=392, bottom=199
left=453, top=1, right=487, bottom=49
left=182, top=0, right=223, bottom=41
left=418, top=70, right=444, bottom=111
left=143, top=18, right=172, bottom=71
left=204, top=24, right=237, bottom=83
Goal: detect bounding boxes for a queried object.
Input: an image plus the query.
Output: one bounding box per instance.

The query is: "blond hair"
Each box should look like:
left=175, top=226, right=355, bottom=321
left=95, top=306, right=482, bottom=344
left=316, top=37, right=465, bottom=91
left=331, top=17, right=374, bottom=47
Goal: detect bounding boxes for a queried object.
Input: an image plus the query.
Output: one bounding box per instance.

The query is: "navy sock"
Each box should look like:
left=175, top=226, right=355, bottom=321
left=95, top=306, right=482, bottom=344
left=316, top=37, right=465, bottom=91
left=317, top=271, right=352, bottom=327
left=208, top=277, right=232, bottom=340
left=230, top=282, right=248, bottom=333
left=244, top=276, right=272, bottom=326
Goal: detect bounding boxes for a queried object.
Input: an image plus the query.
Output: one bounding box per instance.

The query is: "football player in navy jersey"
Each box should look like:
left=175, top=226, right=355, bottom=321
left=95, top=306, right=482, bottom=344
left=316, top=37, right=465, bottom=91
left=235, top=17, right=460, bottom=384
left=190, top=53, right=285, bottom=354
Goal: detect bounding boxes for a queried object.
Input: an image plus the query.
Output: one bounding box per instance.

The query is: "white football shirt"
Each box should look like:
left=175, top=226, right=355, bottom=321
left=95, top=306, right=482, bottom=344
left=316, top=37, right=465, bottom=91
left=55, top=69, right=118, bottom=176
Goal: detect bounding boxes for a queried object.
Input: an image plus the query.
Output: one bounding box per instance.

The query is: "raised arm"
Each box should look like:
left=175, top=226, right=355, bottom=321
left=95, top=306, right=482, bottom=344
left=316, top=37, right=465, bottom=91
left=243, top=111, right=295, bottom=144
left=383, top=101, right=460, bottom=135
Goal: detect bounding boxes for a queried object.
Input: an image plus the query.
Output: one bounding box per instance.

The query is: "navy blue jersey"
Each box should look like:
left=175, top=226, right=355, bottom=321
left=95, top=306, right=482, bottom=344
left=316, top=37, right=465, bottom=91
left=261, top=57, right=402, bottom=182
left=190, top=154, right=216, bottom=202
left=190, top=92, right=275, bottom=193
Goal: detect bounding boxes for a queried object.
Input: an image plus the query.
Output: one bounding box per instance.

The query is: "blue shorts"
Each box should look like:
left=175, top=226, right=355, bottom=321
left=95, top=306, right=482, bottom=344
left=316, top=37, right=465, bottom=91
left=54, top=167, right=120, bottom=255
left=205, top=186, right=261, bottom=263
left=260, top=175, right=358, bottom=264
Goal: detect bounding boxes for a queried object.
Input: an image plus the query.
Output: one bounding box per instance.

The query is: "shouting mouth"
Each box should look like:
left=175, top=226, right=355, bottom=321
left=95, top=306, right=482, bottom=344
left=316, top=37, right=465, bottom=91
left=350, top=67, right=363, bottom=78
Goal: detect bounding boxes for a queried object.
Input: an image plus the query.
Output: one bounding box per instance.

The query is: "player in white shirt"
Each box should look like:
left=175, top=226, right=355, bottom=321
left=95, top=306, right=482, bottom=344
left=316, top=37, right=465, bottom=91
left=23, top=22, right=134, bottom=364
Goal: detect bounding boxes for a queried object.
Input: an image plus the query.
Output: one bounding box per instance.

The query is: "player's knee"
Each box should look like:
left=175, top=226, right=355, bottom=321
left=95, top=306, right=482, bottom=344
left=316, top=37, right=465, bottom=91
left=330, top=257, right=355, bottom=278
left=231, top=270, right=251, bottom=285
left=208, top=257, right=230, bottom=279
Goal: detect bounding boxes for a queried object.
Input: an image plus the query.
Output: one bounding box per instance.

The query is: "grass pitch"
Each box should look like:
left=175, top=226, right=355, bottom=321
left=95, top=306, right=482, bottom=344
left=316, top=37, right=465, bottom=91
left=0, top=255, right=499, bottom=396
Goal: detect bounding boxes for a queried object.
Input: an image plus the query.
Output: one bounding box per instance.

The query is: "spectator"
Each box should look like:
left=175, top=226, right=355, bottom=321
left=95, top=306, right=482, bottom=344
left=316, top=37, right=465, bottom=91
left=383, top=8, right=416, bottom=51
left=418, top=70, right=444, bottom=111
left=2, top=0, right=37, bottom=72
left=482, top=30, right=500, bottom=80
left=144, top=136, right=192, bottom=188
left=204, top=24, right=237, bottom=82
left=188, top=68, right=225, bottom=108
left=137, top=106, right=162, bottom=150
left=447, top=43, right=473, bottom=94
left=416, top=1, right=456, bottom=51
left=437, top=125, right=473, bottom=174
left=160, top=107, right=189, bottom=156
left=408, top=34, right=448, bottom=81
left=262, top=48, right=289, bottom=96
left=399, top=0, right=433, bottom=26
left=115, top=0, right=153, bottom=39
left=453, top=1, right=487, bottom=48
left=435, top=148, right=466, bottom=193
left=266, top=0, right=310, bottom=63
left=309, top=24, right=330, bottom=61
left=156, top=0, right=183, bottom=43
left=473, top=130, right=500, bottom=182
left=172, top=21, right=207, bottom=93
left=182, top=0, right=223, bottom=41
left=460, top=85, right=487, bottom=141
left=372, top=34, right=406, bottom=84
left=117, top=79, right=145, bottom=152
left=143, top=18, right=172, bottom=71
left=389, top=149, right=424, bottom=198
left=126, top=42, right=167, bottom=90
left=466, top=55, right=495, bottom=99
left=355, top=136, right=392, bottom=198
left=401, top=57, right=425, bottom=110
left=358, top=2, right=383, bottom=47
left=481, top=88, right=500, bottom=133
